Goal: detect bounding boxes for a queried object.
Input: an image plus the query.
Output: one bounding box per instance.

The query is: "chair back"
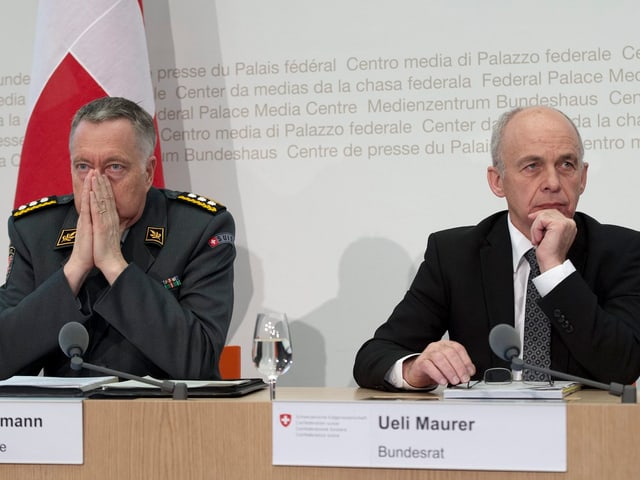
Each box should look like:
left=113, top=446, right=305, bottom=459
left=219, top=345, right=241, bottom=379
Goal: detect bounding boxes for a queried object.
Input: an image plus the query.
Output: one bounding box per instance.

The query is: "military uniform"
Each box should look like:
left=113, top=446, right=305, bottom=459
left=0, top=187, right=235, bottom=380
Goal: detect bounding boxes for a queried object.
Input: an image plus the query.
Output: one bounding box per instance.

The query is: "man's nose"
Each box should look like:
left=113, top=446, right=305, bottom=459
left=542, top=166, right=561, bottom=191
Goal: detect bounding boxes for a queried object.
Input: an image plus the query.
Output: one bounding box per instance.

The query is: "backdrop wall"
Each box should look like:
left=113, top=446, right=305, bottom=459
left=1, top=1, right=639, bottom=386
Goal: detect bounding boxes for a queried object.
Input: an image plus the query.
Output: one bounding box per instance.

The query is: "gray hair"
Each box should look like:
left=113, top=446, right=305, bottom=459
left=69, top=96, right=156, bottom=158
left=490, top=106, right=584, bottom=174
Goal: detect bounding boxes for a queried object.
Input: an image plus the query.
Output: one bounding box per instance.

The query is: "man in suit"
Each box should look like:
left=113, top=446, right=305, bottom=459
left=354, top=105, right=640, bottom=390
left=0, top=96, right=235, bottom=380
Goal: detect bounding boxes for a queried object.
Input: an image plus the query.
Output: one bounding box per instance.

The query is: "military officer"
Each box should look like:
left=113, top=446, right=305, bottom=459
left=0, top=96, right=235, bottom=380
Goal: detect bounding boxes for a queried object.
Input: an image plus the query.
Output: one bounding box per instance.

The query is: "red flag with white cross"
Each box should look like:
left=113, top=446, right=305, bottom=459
left=14, top=0, right=163, bottom=208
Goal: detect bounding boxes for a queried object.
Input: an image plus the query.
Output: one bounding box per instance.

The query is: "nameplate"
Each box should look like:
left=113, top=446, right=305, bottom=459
left=0, top=399, right=83, bottom=464
left=273, top=400, right=566, bottom=471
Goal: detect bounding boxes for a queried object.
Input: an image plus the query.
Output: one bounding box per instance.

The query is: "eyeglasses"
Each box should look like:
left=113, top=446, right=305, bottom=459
left=465, top=367, right=554, bottom=389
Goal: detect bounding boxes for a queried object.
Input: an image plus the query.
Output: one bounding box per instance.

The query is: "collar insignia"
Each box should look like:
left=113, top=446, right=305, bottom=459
left=56, top=229, right=76, bottom=248
left=145, top=227, right=165, bottom=246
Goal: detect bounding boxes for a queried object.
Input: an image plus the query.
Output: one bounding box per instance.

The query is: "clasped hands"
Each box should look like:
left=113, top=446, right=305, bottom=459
left=402, top=208, right=577, bottom=388
left=63, top=171, right=128, bottom=295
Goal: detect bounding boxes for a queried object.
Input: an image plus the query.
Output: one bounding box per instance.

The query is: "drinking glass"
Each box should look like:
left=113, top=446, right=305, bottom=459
left=252, top=312, right=293, bottom=400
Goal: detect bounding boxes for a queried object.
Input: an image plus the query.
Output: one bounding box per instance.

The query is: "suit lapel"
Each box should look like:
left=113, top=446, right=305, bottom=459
left=121, top=189, right=167, bottom=272
left=54, top=205, right=79, bottom=265
left=480, top=213, right=515, bottom=330
left=568, top=213, right=588, bottom=273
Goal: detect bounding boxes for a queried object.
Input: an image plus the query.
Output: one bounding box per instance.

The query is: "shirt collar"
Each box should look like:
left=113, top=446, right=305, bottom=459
left=507, top=213, right=534, bottom=273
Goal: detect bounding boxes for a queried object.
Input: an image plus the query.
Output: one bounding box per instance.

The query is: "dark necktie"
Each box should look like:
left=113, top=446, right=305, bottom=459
left=523, top=248, right=551, bottom=381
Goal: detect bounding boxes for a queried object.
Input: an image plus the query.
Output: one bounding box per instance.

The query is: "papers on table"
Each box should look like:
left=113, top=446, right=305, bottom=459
left=443, top=381, right=581, bottom=400
left=0, top=375, right=118, bottom=396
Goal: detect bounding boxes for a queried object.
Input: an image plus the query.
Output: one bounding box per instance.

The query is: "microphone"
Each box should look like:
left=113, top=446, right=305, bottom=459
left=488, top=323, right=521, bottom=362
left=58, top=322, right=188, bottom=400
left=488, top=324, right=636, bottom=404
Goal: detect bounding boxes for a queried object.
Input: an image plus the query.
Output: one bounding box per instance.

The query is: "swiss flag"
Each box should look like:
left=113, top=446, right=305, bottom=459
left=14, top=0, right=164, bottom=208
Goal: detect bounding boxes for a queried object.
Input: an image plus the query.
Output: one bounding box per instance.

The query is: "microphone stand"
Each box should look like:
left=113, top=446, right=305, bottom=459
left=70, top=356, right=188, bottom=400
left=511, top=357, right=636, bottom=404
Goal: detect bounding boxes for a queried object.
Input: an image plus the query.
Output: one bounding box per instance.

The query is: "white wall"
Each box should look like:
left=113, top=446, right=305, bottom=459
left=1, top=1, right=640, bottom=386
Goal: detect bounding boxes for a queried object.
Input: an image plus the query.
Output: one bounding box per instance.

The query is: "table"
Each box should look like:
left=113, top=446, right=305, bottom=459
left=1, top=388, right=637, bottom=479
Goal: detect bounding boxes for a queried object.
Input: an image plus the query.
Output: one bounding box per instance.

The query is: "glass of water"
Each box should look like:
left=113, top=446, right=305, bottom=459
left=252, top=311, right=293, bottom=400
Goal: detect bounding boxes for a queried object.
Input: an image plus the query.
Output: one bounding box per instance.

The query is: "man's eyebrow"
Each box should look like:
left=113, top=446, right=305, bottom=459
left=514, top=155, right=541, bottom=166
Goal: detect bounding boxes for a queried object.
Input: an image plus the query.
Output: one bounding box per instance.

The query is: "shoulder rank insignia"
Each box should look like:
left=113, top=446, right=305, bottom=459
left=176, top=192, right=225, bottom=214
left=12, top=196, right=61, bottom=219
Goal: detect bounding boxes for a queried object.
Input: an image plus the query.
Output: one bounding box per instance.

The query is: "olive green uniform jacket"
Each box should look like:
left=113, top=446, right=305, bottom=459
left=0, top=187, right=235, bottom=380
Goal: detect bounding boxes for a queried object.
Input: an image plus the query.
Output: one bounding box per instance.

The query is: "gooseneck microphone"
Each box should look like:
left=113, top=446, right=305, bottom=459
left=58, top=322, right=188, bottom=400
left=489, top=324, right=636, bottom=404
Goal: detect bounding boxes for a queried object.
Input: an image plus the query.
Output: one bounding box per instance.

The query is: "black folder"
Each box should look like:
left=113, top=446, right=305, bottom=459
left=0, top=376, right=267, bottom=398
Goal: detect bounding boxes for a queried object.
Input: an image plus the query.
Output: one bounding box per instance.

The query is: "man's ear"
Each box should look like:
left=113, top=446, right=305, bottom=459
left=487, top=166, right=505, bottom=198
left=145, top=156, right=157, bottom=187
left=579, top=162, right=588, bottom=195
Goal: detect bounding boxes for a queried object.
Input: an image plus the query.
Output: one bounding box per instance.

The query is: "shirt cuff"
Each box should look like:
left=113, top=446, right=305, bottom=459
left=532, top=259, right=576, bottom=297
left=384, top=354, right=436, bottom=391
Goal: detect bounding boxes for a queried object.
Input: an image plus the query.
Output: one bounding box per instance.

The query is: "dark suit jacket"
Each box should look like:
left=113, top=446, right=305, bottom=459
left=354, top=211, right=640, bottom=389
left=0, top=188, right=235, bottom=380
